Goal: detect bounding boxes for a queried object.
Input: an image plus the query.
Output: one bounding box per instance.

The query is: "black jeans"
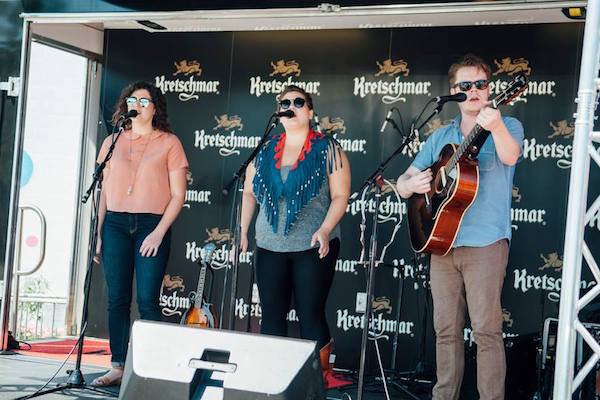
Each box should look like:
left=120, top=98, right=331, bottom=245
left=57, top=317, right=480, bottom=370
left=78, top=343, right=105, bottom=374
left=101, top=211, right=171, bottom=367
left=255, top=238, right=340, bottom=349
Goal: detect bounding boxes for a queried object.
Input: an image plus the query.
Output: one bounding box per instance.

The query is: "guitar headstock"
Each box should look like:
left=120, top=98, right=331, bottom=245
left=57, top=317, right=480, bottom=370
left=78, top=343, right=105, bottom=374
left=492, top=73, right=528, bottom=107
left=200, top=243, right=217, bottom=264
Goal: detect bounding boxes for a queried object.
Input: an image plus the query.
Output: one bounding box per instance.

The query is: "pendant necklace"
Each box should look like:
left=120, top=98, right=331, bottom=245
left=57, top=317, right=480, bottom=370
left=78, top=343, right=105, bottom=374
left=127, top=130, right=152, bottom=195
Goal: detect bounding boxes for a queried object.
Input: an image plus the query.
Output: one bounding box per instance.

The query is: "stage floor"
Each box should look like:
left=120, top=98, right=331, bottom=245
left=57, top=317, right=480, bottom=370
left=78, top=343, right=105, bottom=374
left=0, top=353, right=119, bottom=399
left=0, top=353, right=430, bottom=400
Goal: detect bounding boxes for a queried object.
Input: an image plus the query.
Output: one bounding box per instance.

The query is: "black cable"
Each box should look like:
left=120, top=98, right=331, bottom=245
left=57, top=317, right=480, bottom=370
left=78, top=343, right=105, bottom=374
left=13, top=323, right=87, bottom=400
left=391, top=107, right=405, bottom=136
left=410, top=98, right=437, bottom=133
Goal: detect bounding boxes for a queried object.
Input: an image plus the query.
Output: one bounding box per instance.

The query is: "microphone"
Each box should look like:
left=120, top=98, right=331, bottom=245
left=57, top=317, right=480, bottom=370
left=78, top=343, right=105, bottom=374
left=380, top=109, right=393, bottom=133
left=276, top=110, right=295, bottom=118
left=434, top=92, right=467, bottom=104
left=120, top=109, right=138, bottom=120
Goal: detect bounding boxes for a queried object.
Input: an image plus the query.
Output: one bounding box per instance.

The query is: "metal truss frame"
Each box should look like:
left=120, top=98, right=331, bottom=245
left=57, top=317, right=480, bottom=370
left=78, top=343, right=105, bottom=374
left=553, top=0, right=600, bottom=397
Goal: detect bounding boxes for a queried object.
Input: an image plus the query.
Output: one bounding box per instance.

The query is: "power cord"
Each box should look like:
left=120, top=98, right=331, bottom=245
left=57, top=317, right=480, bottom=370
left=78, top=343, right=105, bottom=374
left=13, top=322, right=87, bottom=400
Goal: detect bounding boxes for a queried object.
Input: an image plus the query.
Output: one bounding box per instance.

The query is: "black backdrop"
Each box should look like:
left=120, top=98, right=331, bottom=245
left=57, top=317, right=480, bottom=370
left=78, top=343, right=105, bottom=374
left=88, top=23, right=600, bottom=377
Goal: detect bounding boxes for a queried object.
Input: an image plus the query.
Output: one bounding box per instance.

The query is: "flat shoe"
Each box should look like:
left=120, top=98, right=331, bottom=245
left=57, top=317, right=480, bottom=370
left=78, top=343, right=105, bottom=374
left=91, top=369, right=122, bottom=387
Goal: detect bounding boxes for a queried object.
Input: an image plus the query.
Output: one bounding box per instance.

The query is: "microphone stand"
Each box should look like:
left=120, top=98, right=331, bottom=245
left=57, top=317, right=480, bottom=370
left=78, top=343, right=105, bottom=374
left=384, top=100, right=451, bottom=396
left=16, top=118, right=129, bottom=400
left=221, top=114, right=279, bottom=331
left=414, top=101, right=444, bottom=133
left=354, top=99, right=451, bottom=400
left=353, top=119, right=420, bottom=400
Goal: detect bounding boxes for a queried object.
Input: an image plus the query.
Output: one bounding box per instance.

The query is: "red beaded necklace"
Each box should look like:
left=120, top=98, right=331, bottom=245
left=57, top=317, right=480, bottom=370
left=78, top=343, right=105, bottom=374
left=273, top=130, right=321, bottom=170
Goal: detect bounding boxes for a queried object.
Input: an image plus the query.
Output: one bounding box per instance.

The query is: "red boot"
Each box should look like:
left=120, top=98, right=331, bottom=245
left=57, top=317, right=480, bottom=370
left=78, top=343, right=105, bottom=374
left=319, top=341, right=353, bottom=389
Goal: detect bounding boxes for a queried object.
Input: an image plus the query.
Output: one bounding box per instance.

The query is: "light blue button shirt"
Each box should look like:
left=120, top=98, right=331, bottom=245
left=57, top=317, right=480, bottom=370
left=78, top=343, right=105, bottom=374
left=411, top=116, right=524, bottom=247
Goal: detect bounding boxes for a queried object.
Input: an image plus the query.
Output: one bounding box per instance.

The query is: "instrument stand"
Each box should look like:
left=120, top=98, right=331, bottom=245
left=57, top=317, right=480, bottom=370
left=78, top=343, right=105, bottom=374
left=221, top=114, right=280, bottom=331
left=352, top=128, right=421, bottom=400
left=388, top=252, right=434, bottom=395
left=15, top=121, right=128, bottom=400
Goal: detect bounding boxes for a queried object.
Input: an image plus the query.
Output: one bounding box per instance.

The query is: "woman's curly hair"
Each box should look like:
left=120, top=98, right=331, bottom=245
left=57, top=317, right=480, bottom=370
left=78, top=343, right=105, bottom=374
left=111, top=81, right=172, bottom=133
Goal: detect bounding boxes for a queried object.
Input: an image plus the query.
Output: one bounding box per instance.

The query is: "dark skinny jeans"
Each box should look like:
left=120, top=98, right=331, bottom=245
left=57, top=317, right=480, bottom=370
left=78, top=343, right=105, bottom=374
left=101, top=211, right=170, bottom=367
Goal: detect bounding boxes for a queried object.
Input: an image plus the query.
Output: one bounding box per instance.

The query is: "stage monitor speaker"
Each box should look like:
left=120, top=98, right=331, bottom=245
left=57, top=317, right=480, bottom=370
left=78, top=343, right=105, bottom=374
left=118, top=320, right=325, bottom=400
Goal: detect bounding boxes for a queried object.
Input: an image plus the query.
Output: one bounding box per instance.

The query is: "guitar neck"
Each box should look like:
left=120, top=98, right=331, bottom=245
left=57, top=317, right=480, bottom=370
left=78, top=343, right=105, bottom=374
left=446, top=99, right=501, bottom=172
left=446, top=124, right=485, bottom=172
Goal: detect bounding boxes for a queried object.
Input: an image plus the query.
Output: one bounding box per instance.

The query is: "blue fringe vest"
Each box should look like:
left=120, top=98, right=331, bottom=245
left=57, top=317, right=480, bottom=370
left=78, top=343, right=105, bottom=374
left=253, top=131, right=342, bottom=235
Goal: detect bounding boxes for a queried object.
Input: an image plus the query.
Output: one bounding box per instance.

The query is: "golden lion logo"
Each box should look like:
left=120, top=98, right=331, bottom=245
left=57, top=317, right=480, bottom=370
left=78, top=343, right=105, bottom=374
left=213, top=114, right=244, bottom=131
left=173, top=60, right=202, bottom=76
left=502, top=308, right=514, bottom=328
left=162, top=274, right=185, bottom=292
left=319, top=116, right=346, bottom=135
left=424, top=118, right=451, bottom=136
left=205, top=227, right=231, bottom=244
left=375, top=59, right=409, bottom=77
left=540, top=252, right=563, bottom=271
left=372, top=296, right=392, bottom=314
left=492, top=57, right=531, bottom=76
left=269, top=59, right=301, bottom=77
left=548, top=120, right=574, bottom=139
left=512, top=186, right=521, bottom=203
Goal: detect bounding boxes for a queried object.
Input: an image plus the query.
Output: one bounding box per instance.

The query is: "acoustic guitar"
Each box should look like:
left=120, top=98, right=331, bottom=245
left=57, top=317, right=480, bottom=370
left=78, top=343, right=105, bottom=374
left=181, top=242, right=217, bottom=328
left=407, top=73, right=528, bottom=255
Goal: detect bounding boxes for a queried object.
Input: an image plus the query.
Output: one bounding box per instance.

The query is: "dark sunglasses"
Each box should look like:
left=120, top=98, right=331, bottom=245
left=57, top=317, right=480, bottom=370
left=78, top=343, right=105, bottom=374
left=278, top=97, right=306, bottom=110
left=126, top=96, right=153, bottom=108
left=453, top=79, right=489, bottom=92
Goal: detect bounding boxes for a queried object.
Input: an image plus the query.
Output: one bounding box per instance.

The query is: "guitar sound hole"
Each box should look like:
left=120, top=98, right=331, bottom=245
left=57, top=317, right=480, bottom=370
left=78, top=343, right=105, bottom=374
left=435, top=175, right=445, bottom=194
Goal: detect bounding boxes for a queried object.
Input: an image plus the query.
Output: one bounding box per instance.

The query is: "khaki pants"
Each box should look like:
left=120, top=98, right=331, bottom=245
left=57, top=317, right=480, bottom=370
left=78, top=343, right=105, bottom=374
left=430, top=240, right=509, bottom=400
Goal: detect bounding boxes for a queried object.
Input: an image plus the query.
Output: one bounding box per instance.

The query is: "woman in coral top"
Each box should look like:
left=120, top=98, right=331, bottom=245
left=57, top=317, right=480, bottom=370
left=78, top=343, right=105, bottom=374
left=92, top=81, right=188, bottom=386
left=240, top=85, right=351, bottom=386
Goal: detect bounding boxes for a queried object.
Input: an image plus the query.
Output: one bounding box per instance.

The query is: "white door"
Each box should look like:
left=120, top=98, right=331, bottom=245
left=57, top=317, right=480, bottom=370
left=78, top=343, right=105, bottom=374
left=10, top=41, right=93, bottom=340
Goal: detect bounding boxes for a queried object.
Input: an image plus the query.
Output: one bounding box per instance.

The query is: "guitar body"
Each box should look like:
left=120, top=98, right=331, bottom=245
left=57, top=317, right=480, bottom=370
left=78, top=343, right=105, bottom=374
left=407, top=143, right=479, bottom=255
left=181, top=302, right=216, bottom=329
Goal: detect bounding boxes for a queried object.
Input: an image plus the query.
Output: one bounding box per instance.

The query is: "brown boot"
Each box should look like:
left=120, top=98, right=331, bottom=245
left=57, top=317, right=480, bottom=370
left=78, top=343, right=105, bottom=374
left=319, top=341, right=333, bottom=377
left=319, top=341, right=352, bottom=389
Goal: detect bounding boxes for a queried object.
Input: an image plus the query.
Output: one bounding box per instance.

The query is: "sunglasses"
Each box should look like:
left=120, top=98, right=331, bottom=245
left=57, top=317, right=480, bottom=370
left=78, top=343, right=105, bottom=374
left=278, top=97, right=306, bottom=110
left=453, top=79, right=490, bottom=92
left=126, top=96, right=153, bottom=108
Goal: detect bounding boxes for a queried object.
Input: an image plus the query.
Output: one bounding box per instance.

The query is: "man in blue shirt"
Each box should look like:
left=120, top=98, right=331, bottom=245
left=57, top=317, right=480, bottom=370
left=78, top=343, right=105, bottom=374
left=396, top=54, right=524, bottom=400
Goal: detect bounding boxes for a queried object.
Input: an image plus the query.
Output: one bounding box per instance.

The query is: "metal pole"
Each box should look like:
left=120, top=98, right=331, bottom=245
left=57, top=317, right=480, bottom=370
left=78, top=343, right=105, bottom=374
left=357, top=187, right=381, bottom=400
left=9, top=208, right=24, bottom=336
left=553, top=1, right=600, bottom=397
left=227, top=179, right=243, bottom=331
left=1, top=19, right=31, bottom=352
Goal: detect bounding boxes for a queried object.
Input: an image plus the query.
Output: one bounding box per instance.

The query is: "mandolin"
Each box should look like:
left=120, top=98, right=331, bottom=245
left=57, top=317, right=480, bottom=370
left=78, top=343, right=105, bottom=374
left=181, top=242, right=217, bottom=328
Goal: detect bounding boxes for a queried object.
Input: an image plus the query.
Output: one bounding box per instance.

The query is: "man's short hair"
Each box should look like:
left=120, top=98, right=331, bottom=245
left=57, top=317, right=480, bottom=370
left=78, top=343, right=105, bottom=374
left=448, top=54, right=491, bottom=86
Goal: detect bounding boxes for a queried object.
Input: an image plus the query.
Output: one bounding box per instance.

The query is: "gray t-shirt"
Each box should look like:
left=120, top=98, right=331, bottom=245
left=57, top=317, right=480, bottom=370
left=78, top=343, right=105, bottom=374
left=255, top=166, right=341, bottom=252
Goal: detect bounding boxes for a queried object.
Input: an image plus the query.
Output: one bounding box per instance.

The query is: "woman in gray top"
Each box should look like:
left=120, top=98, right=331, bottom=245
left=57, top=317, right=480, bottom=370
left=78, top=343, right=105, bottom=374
left=240, top=85, right=351, bottom=387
